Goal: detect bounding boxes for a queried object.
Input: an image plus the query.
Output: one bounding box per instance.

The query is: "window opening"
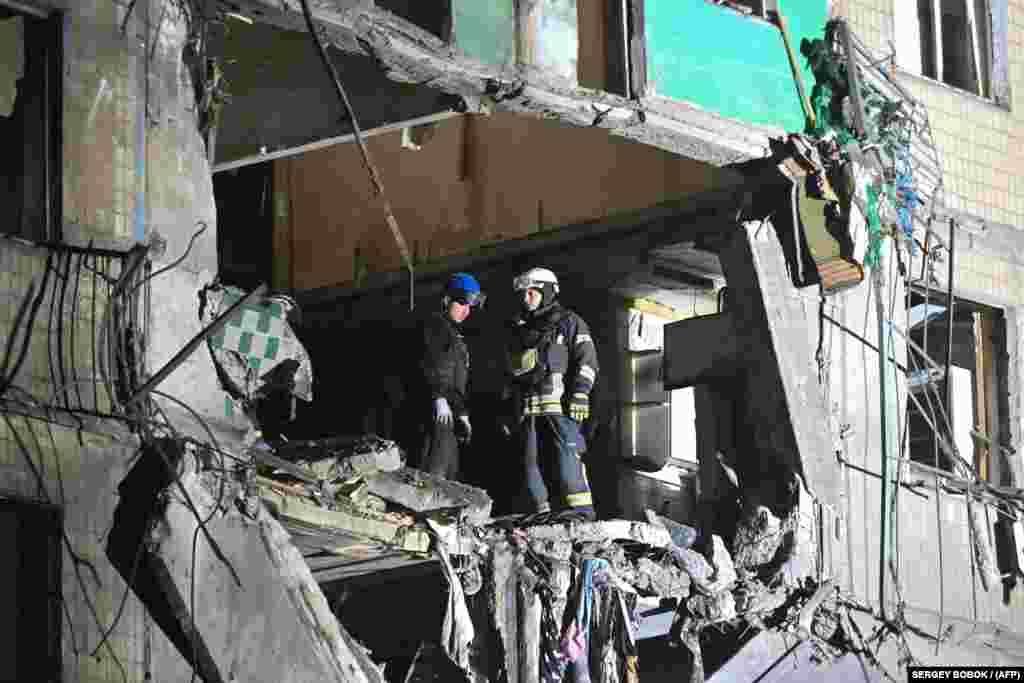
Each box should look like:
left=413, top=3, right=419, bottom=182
left=670, top=387, right=698, bottom=467
left=905, top=291, right=1005, bottom=480
left=0, top=7, right=62, bottom=242
left=0, top=499, right=62, bottom=682
left=901, top=0, right=1008, bottom=102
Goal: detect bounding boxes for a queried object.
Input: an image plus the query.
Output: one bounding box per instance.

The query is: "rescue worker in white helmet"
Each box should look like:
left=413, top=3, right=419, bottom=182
left=410, top=272, right=485, bottom=481
left=504, top=267, right=598, bottom=520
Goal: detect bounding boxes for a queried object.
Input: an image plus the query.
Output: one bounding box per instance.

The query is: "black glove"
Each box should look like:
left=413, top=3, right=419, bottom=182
left=457, top=415, right=472, bottom=444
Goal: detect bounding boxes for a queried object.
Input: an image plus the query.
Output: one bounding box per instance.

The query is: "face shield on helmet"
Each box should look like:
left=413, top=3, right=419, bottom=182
left=513, top=268, right=559, bottom=312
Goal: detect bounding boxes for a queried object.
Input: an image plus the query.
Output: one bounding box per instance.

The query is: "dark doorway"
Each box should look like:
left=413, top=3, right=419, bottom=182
left=0, top=498, right=62, bottom=682
left=0, top=8, right=62, bottom=242
left=213, top=162, right=275, bottom=290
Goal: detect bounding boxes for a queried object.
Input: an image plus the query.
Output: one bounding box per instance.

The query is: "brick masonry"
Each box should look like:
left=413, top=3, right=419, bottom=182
left=0, top=1, right=217, bottom=680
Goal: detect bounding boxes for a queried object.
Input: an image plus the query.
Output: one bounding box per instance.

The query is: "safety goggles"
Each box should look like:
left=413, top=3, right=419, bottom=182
left=451, top=291, right=486, bottom=308
left=512, top=275, right=540, bottom=292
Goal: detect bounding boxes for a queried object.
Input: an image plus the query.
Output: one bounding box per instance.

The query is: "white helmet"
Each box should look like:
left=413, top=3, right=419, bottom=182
left=512, top=267, right=559, bottom=295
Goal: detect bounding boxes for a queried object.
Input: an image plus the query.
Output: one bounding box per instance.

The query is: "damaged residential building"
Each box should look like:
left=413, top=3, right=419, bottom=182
left=3, top=0, right=1024, bottom=681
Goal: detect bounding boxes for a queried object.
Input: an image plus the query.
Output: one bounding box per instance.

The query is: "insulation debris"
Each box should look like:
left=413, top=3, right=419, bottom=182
left=366, top=467, right=494, bottom=524
left=199, top=283, right=313, bottom=429
left=441, top=494, right=826, bottom=683
left=110, top=432, right=833, bottom=683
left=254, top=435, right=490, bottom=562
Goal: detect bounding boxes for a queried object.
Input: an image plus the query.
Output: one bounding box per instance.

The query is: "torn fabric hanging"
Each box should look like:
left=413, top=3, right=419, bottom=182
left=199, top=283, right=313, bottom=429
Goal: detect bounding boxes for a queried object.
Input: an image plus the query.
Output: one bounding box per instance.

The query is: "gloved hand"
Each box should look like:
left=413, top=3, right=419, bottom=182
left=434, top=397, right=453, bottom=426
left=457, top=414, right=472, bottom=444
left=568, top=393, right=590, bottom=423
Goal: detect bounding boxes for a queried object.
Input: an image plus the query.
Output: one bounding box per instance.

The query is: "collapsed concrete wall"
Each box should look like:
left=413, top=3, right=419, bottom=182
left=108, top=440, right=389, bottom=683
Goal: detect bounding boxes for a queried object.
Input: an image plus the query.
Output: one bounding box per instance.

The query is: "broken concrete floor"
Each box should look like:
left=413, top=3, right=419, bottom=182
left=104, top=429, right=867, bottom=683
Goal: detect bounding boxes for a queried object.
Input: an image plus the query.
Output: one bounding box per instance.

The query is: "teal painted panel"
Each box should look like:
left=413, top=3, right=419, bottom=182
left=453, top=1, right=516, bottom=69
left=645, top=2, right=828, bottom=132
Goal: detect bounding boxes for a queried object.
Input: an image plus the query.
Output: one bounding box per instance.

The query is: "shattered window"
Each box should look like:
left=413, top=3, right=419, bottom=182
left=707, top=0, right=777, bottom=19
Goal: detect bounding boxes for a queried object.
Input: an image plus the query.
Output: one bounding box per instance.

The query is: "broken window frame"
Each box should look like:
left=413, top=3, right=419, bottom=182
left=704, top=0, right=779, bottom=21
left=606, top=0, right=647, bottom=98
left=0, top=497, right=63, bottom=682
left=904, top=290, right=1008, bottom=482
left=0, top=5, right=63, bottom=243
left=895, top=0, right=1011, bottom=106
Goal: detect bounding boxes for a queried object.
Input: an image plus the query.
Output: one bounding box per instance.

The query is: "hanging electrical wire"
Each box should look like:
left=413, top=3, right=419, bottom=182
left=296, top=0, right=415, bottom=310
left=2, top=412, right=129, bottom=683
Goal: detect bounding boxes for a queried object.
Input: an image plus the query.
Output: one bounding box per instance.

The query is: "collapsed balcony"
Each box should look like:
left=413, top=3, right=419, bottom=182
left=106, top=418, right=842, bottom=682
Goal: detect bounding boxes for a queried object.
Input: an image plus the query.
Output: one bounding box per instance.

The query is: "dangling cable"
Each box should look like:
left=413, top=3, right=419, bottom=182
left=297, top=0, right=415, bottom=310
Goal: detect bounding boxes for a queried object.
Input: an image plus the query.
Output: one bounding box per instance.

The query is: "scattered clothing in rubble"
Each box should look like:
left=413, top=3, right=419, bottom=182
left=431, top=519, right=476, bottom=674
left=562, top=559, right=607, bottom=661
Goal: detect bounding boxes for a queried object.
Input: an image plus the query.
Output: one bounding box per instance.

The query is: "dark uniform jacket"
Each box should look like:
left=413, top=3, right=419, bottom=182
left=418, top=311, right=470, bottom=418
left=506, top=303, right=598, bottom=417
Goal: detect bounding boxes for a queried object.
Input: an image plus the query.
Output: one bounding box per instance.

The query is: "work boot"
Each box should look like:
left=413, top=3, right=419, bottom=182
left=556, top=507, right=596, bottom=524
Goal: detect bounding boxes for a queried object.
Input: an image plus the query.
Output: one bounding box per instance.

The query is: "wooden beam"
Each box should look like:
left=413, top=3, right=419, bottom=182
left=974, top=311, right=995, bottom=481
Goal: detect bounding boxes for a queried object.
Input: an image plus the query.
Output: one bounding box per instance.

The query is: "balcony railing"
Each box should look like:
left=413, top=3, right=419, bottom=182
left=1, top=239, right=149, bottom=421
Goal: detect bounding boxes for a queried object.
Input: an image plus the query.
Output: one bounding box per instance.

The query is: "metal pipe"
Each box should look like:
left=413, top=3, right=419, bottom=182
left=822, top=313, right=909, bottom=374
left=838, top=456, right=929, bottom=499
left=874, top=264, right=892, bottom=620
left=839, top=21, right=868, bottom=138
left=297, top=0, right=415, bottom=312
left=0, top=0, right=48, bottom=18
left=127, top=284, right=267, bottom=405
left=887, top=321, right=945, bottom=374
left=771, top=5, right=817, bottom=130
left=944, top=221, right=957, bottom=413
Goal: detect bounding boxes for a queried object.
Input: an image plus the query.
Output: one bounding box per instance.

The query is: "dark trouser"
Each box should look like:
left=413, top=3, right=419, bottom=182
left=522, top=414, right=593, bottom=515
left=419, top=419, right=460, bottom=481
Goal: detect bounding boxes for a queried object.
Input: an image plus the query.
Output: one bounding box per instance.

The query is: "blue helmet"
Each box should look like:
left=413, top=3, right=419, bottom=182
left=445, top=272, right=486, bottom=308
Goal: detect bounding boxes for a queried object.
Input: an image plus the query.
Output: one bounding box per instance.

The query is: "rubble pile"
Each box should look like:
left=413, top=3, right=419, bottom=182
left=428, top=489, right=829, bottom=683
left=252, top=435, right=489, bottom=568
left=113, top=431, right=837, bottom=682
left=249, top=436, right=834, bottom=682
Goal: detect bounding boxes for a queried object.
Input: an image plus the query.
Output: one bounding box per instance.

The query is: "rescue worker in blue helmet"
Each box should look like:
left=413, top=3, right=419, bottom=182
left=505, top=267, right=598, bottom=520
left=411, top=272, right=485, bottom=481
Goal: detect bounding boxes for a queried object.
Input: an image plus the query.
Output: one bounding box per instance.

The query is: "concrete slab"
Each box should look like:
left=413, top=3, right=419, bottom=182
left=110, top=446, right=388, bottom=683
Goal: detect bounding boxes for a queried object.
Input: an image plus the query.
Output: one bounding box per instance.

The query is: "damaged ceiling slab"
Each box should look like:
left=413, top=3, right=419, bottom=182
left=215, top=0, right=777, bottom=166
left=212, top=16, right=458, bottom=166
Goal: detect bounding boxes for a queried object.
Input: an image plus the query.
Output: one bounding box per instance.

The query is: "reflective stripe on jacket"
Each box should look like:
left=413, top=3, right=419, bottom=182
left=507, top=304, right=598, bottom=417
